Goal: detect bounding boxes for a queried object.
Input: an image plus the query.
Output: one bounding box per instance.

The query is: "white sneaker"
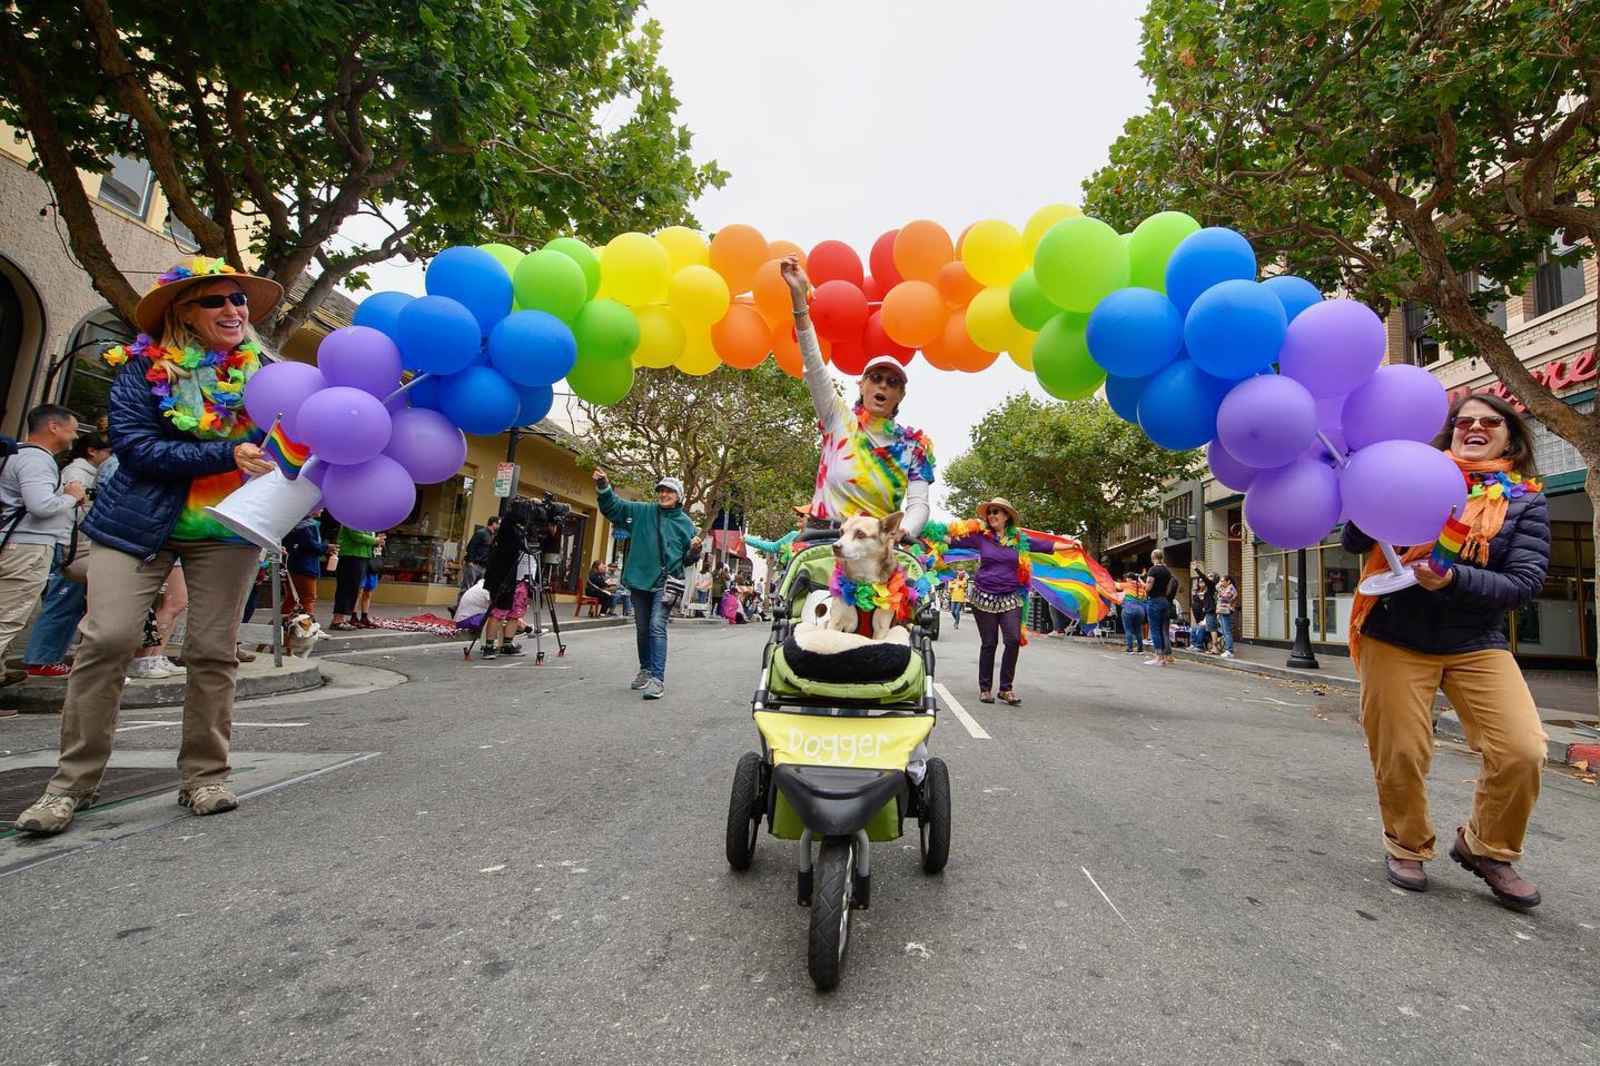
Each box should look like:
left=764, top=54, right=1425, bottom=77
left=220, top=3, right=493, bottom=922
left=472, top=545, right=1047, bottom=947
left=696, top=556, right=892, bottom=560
left=1220, top=651, right=1236, bottom=659
left=128, top=656, right=178, bottom=680
left=1143, top=658, right=1162, bottom=666
left=155, top=656, right=186, bottom=675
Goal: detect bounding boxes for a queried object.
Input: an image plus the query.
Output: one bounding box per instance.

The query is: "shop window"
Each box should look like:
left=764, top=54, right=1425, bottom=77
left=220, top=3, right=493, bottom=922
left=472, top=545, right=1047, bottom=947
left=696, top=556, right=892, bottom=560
left=1255, top=551, right=1288, bottom=640
left=1533, top=235, right=1586, bottom=316
left=1318, top=542, right=1360, bottom=642
left=98, top=154, right=156, bottom=219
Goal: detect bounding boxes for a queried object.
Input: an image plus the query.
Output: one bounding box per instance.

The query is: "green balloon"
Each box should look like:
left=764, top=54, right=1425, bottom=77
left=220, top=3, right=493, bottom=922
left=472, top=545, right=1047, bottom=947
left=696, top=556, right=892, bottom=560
left=545, top=237, right=601, bottom=301
left=1008, top=269, right=1061, bottom=332
left=479, top=242, right=525, bottom=278
left=1032, top=216, right=1130, bottom=314
left=1127, top=211, right=1201, bottom=292
left=513, top=249, right=589, bottom=323
left=565, top=352, right=634, bottom=406
left=572, top=298, right=640, bottom=363
left=1032, top=311, right=1105, bottom=400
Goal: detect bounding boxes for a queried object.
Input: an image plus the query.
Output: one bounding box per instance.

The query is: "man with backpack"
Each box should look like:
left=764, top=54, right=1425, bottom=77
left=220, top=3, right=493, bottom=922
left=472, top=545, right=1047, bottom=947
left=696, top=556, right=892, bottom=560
left=0, top=405, right=86, bottom=693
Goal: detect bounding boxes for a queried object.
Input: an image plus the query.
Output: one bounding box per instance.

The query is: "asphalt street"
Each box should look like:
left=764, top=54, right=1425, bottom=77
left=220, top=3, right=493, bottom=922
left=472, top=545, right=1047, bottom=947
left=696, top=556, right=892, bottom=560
left=2, top=616, right=1597, bottom=1065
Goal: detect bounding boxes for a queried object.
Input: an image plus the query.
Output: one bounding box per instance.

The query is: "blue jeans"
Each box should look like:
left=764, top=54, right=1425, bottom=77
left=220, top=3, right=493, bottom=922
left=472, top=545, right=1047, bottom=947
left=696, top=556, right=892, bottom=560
left=951, top=602, right=963, bottom=626
left=1217, top=612, right=1234, bottom=652
left=24, top=547, right=86, bottom=666
left=1121, top=604, right=1145, bottom=651
left=1146, top=597, right=1172, bottom=655
left=630, top=588, right=669, bottom=681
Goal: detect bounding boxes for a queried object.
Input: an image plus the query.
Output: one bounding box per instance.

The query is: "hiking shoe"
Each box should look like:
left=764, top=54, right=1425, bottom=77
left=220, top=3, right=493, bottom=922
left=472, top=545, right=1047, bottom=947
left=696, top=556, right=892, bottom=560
left=498, top=641, right=525, bottom=656
left=642, top=678, right=665, bottom=700
left=128, top=656, right=178, bottom=680
left=178, top=784, right=238, bottom=816
left=26, top=662, right=70, bottom=678
left=13, top=792, right=91, bottom=835
left=480, top=644, right=498, bottom=660
left=629, top=669, right=651, bottom=690
left=235, top=645, right=258, bottom=663
left=1385, top=855, right=1428, bottom=892
left=1450, top=827, right=1540, bottom=909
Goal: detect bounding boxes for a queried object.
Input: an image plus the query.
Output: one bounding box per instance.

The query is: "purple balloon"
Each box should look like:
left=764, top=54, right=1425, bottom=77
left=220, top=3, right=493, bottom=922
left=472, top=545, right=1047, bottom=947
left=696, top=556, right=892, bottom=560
left=1340, top=439, right=1467, bottom=546
left=1216, top=374, right=1317, bottom=468
left=244, top=361, right=326, bottom=440
left=1341, top=363, right=1449, bottom=451
left=1278, top=299, right=1386, bottom=398
left=1207, top=438, right=1262, bottom=492
left=384, top=407, right=468, bottom=485
left=301, top=459, right=329, bottom=488
left=1300, top=394, right=1349, bottom=466
left=1244, top=459, right=1343, bottom=550
left=298, top=386, right=393, bottom=466
left=317, top=326, right=404, bottom=399
left=321, top=454, right=417, bottom=532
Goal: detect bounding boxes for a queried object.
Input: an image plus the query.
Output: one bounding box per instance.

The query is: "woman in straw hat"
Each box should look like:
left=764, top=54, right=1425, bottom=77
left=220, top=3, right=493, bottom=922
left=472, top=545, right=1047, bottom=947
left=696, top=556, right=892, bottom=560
left=938, top=498, right=1031, bottom=705
left=15, top=257, right=282, bottom=836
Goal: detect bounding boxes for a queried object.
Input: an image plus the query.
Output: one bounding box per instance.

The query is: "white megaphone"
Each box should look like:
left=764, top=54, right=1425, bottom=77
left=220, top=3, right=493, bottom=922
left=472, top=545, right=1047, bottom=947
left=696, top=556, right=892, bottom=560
left=203, top=465, right=322, bottom=552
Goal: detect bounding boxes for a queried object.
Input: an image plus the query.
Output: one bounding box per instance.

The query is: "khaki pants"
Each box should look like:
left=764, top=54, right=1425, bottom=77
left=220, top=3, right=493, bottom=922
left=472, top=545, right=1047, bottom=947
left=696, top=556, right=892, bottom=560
left=49, top=539, right=258, bottom=798
left=0, top=541, right=54, bottom=664
left=1358, top=637, right=1546, bottom=863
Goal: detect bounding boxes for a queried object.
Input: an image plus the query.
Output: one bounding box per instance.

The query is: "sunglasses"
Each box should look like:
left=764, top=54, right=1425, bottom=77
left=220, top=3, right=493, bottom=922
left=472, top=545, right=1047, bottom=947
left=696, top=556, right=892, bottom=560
left=1453, top=415, right=1506, bottom=431
left=185, top=292, right=249, bottom=310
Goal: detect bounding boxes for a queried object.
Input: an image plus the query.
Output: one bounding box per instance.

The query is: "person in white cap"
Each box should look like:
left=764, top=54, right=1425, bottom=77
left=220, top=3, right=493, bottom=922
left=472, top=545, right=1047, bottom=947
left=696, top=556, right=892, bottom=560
left=779, top=257, right=934, bottom=538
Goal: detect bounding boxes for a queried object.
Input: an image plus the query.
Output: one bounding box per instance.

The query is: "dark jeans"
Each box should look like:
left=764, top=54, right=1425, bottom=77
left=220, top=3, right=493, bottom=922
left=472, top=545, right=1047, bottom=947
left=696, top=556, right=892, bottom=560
left=1146, top=597, right=1172, bottom=655
left=973, top=606, right=1021, bottom=692
left=333, top=556, right=368, bottom=615
left=1121, top=604, right=1146, bottom=652
left=629, top=587, right=669, bottom=681
left=24, top=546, right=86, bottom=666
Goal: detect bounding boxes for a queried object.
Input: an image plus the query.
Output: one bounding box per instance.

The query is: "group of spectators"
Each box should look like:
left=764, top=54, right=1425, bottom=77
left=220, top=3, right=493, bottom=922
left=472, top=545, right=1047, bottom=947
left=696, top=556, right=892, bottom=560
left=1109, top=549, right=1234, bottom=662
left=584, top=560, right=631, bottom=617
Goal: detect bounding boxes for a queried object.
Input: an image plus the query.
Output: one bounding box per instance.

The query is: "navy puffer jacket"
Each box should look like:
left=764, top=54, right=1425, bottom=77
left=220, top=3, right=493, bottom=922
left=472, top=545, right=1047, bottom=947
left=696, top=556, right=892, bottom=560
left=1342, top=491, right=1550, bottom=656
left=84, top=355, right=262, bottom=558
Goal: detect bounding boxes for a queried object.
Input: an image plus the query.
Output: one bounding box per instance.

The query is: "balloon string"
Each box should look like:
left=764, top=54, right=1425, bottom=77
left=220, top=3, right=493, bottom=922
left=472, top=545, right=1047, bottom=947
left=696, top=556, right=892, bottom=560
left=1378, top=541, right=1407, bottom=577
left=1316, top=431, right=1347, bottom=468
left=384, top=373, right=432, bottom=405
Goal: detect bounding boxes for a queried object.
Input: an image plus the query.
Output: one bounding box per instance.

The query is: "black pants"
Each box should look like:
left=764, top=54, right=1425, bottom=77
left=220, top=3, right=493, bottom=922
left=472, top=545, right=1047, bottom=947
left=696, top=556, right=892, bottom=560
left=333, top=556, right=368, bottom=615
left=974, top=606, right=1021, bottom=692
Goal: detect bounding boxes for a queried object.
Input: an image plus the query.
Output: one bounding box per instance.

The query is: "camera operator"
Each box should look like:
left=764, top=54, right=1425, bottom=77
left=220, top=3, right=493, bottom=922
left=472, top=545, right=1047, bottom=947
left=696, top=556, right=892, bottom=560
left=479, top=497, right=538, bottom=658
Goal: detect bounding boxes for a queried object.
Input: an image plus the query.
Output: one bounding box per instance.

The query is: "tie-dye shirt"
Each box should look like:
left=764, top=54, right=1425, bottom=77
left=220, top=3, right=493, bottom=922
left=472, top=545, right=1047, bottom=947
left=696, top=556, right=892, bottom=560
left=798, top=323, right=935, bottom=531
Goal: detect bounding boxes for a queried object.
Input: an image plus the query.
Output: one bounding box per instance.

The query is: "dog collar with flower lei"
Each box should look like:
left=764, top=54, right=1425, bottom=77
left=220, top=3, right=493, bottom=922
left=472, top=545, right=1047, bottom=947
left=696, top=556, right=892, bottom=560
left=103, top=334, right=259, bottom=437
left=829, top=563, right=929, bottom=623
left=1467, top=470, right=1541, bottom=500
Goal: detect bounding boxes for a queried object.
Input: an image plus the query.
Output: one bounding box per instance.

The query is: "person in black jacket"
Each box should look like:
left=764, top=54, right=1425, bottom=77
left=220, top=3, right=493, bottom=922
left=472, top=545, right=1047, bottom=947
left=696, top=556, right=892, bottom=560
left=458, top=515, right=499, bottom=599
left=1344, top=394, right=1549, bottom=908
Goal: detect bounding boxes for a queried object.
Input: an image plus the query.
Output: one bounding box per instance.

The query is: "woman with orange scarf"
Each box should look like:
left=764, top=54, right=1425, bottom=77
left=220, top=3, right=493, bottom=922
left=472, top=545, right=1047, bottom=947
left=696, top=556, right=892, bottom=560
left=1343, top=395, right=1549, bottom=909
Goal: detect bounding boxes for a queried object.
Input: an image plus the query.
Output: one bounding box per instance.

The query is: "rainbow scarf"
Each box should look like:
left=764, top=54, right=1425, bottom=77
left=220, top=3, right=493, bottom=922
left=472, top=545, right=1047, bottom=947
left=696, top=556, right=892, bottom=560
left=262, top=420, right=312, bottom=480
left=829, top=563, right=929, bottom=624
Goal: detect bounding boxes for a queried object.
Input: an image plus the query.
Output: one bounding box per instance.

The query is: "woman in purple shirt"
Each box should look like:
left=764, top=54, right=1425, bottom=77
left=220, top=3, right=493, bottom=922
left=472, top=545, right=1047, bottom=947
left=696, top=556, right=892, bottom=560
left=946, top=498, right=1030, bottom=706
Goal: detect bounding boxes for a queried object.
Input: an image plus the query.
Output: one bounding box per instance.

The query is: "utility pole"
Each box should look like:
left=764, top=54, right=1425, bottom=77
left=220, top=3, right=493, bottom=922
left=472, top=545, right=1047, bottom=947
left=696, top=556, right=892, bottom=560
left=1286, top=547, right=1319, bottom=669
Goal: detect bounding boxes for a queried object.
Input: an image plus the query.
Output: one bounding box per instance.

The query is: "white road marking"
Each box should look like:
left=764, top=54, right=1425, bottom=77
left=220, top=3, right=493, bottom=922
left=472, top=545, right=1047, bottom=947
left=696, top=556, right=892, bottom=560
left=1081, top=866, right=1136, bottom=934
left=116, top=720, right=308, bottom=732
left=933, top=682, right=990, bottom=740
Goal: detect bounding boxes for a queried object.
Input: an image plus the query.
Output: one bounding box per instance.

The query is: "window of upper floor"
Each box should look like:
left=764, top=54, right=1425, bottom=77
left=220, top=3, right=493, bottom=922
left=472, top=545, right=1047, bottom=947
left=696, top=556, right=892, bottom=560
left=96, top=153, right=155, bottom=220
left=1533, top=232, right=1587, bottom=317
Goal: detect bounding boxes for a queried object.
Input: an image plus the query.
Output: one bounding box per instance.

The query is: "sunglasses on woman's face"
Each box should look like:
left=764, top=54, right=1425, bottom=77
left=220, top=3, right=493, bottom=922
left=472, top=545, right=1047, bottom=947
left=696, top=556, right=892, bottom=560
left=185, top=292, right=249, bottom=310
left=1453, top=415, right=1506, bottom=431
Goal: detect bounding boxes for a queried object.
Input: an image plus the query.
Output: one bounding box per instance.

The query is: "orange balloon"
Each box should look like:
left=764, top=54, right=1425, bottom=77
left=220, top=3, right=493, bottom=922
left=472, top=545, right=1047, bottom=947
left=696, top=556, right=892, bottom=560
left=879, top=280, right=947, bottom=348
left=709, top=224, right=768, bottom=294
left=941, top=310, right=1000, bottom=372
left=936, top=260, right=983, bottom=309
left=773, top=322, right=830, bottom=378
left=712, top=303, right=772, bottom=369
left=919, top=332, right=960, bottom=371
left=752, top=258, right=793, bottom=327
left=893, top=219, right=955, bottom=282
left=766, top=240, right=807, bottom=269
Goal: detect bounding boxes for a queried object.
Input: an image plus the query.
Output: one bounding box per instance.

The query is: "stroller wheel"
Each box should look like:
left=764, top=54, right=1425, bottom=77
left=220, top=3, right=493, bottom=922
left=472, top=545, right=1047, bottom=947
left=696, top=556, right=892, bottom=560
left=919, top=757, right=951, bottom=875
left=725, top=752, right=763, bottom=871
left=807, top=838, right=854, bottom=992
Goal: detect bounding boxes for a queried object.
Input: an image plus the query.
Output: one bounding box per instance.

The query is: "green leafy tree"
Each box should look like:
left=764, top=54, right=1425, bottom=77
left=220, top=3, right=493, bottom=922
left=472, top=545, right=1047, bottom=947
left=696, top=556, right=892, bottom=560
left=943, top=394, right=1201, bottom=553
left=0, top=0, right=726, bottom=346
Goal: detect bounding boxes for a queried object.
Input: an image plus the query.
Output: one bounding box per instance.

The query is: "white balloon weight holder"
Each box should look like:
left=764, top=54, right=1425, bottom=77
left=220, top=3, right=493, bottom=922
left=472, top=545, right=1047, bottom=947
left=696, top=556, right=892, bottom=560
left=1312, top=430, right=1419, bottom=597
left=203, top=463, right=323, bottom=553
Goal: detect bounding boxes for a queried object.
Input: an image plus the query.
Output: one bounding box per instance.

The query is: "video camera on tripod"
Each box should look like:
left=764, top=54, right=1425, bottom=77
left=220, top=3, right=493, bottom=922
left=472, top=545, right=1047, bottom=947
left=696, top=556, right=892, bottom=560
left=506, top=492, right=574, bottom=564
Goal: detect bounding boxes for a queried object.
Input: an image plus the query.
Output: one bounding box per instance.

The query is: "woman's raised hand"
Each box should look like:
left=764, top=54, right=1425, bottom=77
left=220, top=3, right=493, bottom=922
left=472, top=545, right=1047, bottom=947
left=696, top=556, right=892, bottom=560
left=779, top=256, right=811, bottom=310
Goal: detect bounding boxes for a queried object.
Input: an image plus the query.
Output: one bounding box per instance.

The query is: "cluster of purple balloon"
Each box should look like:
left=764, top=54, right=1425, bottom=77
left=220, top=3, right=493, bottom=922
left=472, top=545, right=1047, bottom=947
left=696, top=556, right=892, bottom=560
left=1094, top=223, right=1466, bottom=551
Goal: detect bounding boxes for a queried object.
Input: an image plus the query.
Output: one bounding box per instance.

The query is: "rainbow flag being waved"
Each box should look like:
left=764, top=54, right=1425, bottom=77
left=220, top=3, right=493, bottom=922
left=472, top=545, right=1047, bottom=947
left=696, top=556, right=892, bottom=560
left=261, top=420, right=312, bottom=480
left=1429, top=513, right=1472, bottom=576
left=1021, top=528, right=1121, bottom=625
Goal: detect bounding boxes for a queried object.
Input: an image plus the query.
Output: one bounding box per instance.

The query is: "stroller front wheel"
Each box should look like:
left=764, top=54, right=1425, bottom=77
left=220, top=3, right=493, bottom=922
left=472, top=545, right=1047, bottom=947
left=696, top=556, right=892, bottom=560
left=807, top=838, right=854, bottom=991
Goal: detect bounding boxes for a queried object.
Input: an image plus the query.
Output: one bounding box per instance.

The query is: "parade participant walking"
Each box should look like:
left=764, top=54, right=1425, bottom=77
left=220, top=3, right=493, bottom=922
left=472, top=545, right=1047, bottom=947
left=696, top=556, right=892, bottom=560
left=782, top=258, right=934, bottom=537
left=1143, top=549, right=1177, bottom=666
left=593, top=469, right=701, bottom=700
left=948, top=571, right=968, bottom=628
left=1215, top=574, right=1238, bottom=658
left=944, top=499, right=1030, bottom=706
left=15, top=258, right=282, bottom=834
left=1118, top=571, right=1147, bottom=655
left=1345, top=395, right=1550, bottom=908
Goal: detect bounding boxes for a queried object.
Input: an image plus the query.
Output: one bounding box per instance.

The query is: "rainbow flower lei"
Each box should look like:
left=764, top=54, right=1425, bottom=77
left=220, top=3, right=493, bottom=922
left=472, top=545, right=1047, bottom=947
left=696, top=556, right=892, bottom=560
left=829, top=563, right=930, bottom=624
left=919, top=517, right=1033, bottom=644
left=1467, top=470, right=1542, bottom=501
left=853, top=404, right=936, bottom=485
left=103, top=334, right=260, bottom=438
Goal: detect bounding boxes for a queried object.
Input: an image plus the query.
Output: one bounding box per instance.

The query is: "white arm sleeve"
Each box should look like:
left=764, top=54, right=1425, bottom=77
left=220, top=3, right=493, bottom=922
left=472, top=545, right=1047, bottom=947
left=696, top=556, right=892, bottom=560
left=902, top=479, right=930, bottom=539
left=798, top=318, right=847, bottom=435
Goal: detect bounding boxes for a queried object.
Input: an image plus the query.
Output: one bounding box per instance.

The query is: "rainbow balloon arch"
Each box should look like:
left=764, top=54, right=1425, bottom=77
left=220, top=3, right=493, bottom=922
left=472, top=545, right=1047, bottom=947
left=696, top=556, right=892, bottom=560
left=222, top=207, right=1465, bottom=592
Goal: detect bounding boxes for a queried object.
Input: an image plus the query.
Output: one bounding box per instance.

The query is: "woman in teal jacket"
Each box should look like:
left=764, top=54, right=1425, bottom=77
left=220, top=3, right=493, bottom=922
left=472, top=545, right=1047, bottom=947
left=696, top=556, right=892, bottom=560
left=593, top=469, right=702, bottom=700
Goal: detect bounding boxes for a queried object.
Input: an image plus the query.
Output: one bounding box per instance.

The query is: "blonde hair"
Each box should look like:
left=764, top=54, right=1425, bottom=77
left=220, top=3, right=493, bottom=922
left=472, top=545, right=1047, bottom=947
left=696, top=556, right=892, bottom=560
left=159, top=279, right=268, bottom=353
left=1151, top=549, right=1165, bottom=564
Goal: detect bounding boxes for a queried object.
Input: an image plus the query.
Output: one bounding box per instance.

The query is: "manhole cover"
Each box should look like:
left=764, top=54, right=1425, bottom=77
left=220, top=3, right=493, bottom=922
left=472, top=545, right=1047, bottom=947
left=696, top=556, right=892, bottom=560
left=1, top=766, right=177, bottom=825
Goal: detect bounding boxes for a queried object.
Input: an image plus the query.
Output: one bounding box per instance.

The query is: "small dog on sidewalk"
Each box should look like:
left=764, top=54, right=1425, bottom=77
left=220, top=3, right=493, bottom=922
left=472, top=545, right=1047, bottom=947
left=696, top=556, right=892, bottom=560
left=281, top=612, right=325, bottom=658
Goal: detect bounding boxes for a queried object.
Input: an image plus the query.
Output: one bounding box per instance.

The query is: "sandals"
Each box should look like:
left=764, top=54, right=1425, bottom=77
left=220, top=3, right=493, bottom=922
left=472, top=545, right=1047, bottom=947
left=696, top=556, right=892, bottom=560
left=998, top=690, right=1022, bottom=706
left=328, top=622, right=356, bottom=632
left=978, top=690, right=995, bottom=704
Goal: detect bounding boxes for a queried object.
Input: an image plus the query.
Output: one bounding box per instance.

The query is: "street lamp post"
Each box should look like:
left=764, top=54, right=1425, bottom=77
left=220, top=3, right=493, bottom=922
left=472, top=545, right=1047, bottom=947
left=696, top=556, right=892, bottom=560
left=1286, top=546, right=1319, bottom=669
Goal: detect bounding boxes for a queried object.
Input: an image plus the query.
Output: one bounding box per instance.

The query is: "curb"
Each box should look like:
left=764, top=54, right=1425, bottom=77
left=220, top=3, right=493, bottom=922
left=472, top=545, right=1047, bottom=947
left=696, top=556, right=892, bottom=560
left=1172, top=645, right=1360, bottom=691
left=314, top=613, right=633, bottom=654
left=1, top=657, right=323, bottom=713
left=1435, top=711, right=1598, bottom=769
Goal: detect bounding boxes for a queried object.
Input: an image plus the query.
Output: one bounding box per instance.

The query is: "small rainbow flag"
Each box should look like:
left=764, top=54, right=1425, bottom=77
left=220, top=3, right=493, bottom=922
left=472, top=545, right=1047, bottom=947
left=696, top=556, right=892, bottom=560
left=262, top=420, right=312, bottom=480
left=1429, top=513, right=1471, bottom=575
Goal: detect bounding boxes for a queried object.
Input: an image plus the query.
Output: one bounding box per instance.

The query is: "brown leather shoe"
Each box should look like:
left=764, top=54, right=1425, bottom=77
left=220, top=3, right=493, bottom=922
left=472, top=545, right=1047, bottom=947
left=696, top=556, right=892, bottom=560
left=1450, top=827, right=1541, bottom=909
left=1384, top=855, right=1427, bottom=892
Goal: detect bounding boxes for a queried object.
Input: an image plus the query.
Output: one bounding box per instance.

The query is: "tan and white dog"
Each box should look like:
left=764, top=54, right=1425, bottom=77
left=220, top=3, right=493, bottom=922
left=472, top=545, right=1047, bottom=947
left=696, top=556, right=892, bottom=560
left=827, top=511, right=905, bottom=641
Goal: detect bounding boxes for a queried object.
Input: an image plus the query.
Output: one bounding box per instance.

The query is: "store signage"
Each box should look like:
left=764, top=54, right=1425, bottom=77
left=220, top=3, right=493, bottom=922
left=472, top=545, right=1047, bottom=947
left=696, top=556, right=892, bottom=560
left=1166, top=517, right=1189, bottom=541
left=493, top=462, right=518, bottom=498
left=1447, top=347, right=1596, bottom=413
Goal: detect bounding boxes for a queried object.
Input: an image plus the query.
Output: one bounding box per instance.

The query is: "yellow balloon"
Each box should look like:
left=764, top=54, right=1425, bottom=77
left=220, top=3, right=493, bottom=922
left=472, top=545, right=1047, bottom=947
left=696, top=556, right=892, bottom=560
left=676, top=329, right=722, bottom=376
left=1023, top=203, right=1084, bottom=253
left=656, top=226, right=711, bottom=273
left=668, top=264, right=731, bottom=326
left=601, top=232, right=670, bottom=307
left=1008, top=329, right=1037, bottom=371
left=966, top=286, right=1025, bottom=353
left=962, top=220, right=1027, bottom=287
left=633, top=305, right=686, bottom=369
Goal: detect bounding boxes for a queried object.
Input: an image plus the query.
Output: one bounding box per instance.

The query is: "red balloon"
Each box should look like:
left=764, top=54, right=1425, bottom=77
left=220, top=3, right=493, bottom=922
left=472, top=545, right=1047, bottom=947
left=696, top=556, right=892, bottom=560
left=863, top=310, right=914, bottom=363
left=831, top=338, right=869, bottom=375
left=808, top=240, right=865, bottom=288
left=862, top=275, right=885, bottom=302
left=869, top=230, right=903, bottom=290
left=810, top=280, right=869, bottom=341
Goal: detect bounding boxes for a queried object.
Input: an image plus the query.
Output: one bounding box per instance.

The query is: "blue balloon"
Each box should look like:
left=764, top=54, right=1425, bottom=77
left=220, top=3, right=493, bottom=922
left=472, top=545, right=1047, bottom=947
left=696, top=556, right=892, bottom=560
left=424, top=246, right=513, bottom=336
left=1137, top=358, right=1233, bottom=451
left=395, top=295, right=480, bottom=376
left=488, top=310, right=578, bottom=387
left=1261, top=275, right=1323, bottom=324
left=1164, top=227, right=1257, bottom=314
left=405, top=374, right=443, bottom=412
left=1085, top=288, right=1184, bottom=378
left=439, top=365, right=521, bottom=437
left=514, top=384, right=555, bottom=427
left=351, top=290, right=413, bottom=342
left=1183, top=279, right=1288, bottom=380
left=1104, top=373, right=1153, bottom=424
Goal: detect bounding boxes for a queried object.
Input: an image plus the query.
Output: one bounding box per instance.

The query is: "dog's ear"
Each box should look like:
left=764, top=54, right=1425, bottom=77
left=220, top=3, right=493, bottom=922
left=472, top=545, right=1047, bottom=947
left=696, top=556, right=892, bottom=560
left=880, top=511, right=905, bottom=540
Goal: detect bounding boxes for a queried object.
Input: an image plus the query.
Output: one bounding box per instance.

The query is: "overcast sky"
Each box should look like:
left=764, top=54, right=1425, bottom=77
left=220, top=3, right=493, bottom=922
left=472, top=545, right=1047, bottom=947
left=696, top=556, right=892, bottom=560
left=349, top=0, right=1153, bottom=511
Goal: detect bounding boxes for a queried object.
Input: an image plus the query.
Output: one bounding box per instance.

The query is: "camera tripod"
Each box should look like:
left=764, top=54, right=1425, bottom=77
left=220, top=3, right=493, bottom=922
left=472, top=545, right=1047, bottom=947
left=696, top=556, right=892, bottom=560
left=462, top=554, right=568, bottom=663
